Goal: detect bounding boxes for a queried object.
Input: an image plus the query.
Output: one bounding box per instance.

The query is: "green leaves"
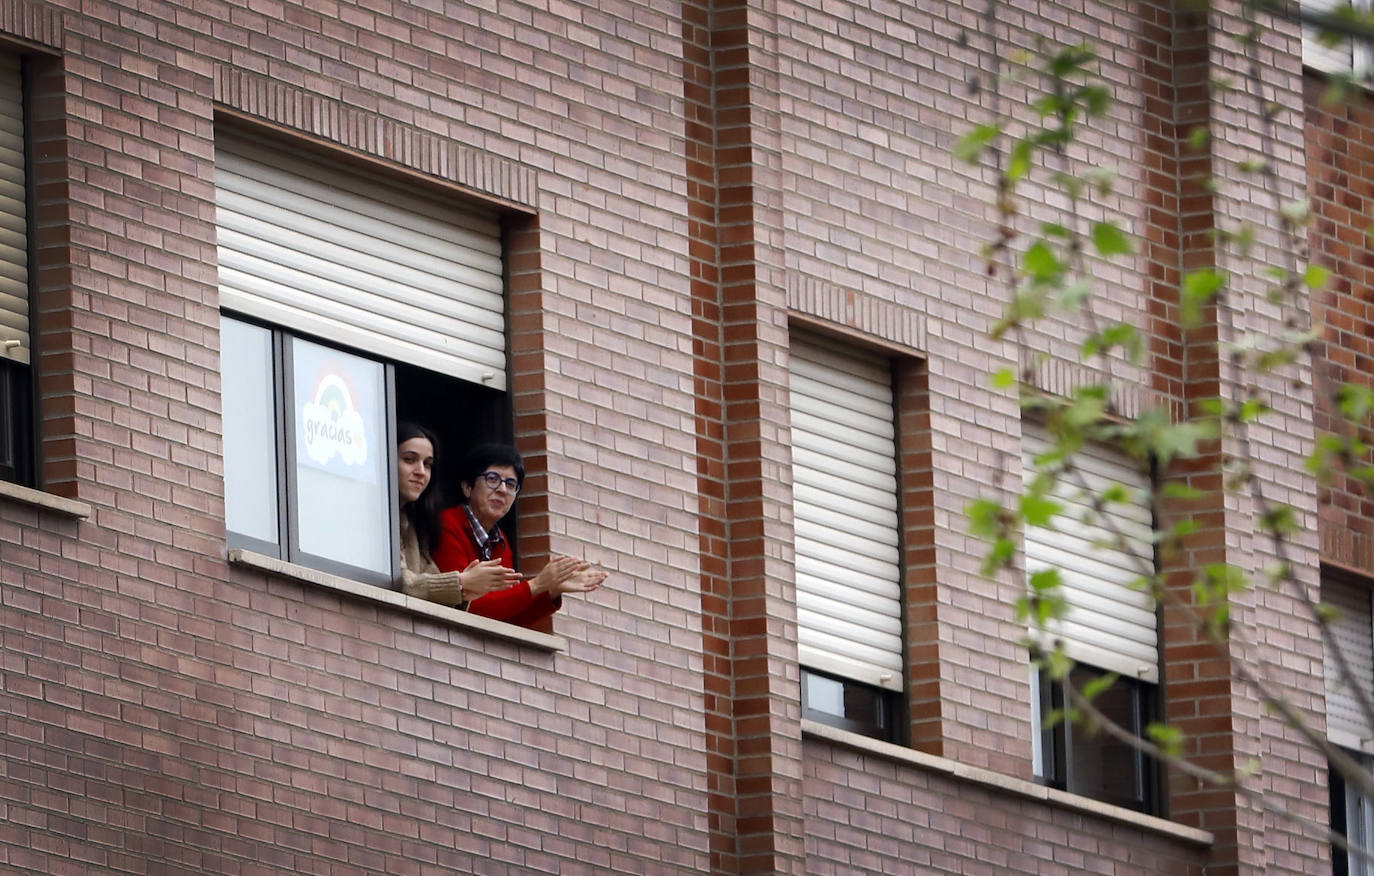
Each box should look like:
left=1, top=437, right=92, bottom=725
left=1147, top=722, right=1183, bottom=759
left=1023, top=241, right=1064, bottom=283
left=1181, top=268, right=1226, bottom=329
left=955, top=123, right=1002, bottom=164
left=1091, top=221, right=1132, bottom=257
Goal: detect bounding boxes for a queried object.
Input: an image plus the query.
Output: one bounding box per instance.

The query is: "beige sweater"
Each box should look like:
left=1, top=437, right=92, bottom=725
left=400, top=516, right=465, bottom=607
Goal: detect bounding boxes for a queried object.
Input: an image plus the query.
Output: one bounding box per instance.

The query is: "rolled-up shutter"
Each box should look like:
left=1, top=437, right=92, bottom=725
left=1302, top=0, right=1358, bottom=75
left=790, top=336, right=903, bottom=693
left=1022, top=425, right=1158, bottom=683
left=1326, top=574, right=1374, bottom=751
left=0, top=54, right=27, bottom=366
left=214, top=134, right=506, bottom=389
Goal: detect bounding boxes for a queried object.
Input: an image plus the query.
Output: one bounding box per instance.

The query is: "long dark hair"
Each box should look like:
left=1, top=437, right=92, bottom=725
left=397, top=421, right=442, bottom=558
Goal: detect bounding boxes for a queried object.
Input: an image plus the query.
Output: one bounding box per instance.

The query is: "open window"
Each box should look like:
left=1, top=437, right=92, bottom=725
left=215, top=131, right=509, bottom=586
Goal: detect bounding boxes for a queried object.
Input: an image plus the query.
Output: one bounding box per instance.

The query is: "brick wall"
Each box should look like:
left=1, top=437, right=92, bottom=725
left=4, top=0, right=712, bottom=872
left=1308, top=71, right=1374, bottom=571
left=0, top=0, right=1346, bottom=874
left=802, top=739, right=1205, bottom=875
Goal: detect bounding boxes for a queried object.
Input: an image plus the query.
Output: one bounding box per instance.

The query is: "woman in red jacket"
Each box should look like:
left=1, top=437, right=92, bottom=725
left=396, top=422, right=523, bottom=606
left=432, top=442, right=605, bottom=628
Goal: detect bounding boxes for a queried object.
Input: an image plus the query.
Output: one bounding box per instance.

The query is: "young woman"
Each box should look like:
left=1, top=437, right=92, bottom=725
left=433, top=442, right=606, bottom=628
left=396, top=422, right=520, bottom=606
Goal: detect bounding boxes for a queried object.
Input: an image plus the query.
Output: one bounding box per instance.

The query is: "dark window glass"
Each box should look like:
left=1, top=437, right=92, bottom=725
left=1333, top=750, right=1374, bottom=876
left=0, top=357, right=32, bottom=485
left=802, top=668, right=899, bottom=743
left=1033, top=665, right=1158, bottom=814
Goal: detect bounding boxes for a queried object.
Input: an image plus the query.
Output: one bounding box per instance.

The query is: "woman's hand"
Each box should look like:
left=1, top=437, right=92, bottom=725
left=528, top=555, right=588, bottom=597
left=555, top=567, right=607, bottom=597
left=461, top=559, right=522, bottom=599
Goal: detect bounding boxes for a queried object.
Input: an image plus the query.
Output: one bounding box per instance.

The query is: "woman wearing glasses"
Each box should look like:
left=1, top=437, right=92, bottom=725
left=433, top=442, right=606, bottom=628
left=396, top=423, right=523, bottom=607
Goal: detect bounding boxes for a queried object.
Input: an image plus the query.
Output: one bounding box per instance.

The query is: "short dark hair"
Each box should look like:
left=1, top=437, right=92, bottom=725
left=457, top=443, right=525, bottom=497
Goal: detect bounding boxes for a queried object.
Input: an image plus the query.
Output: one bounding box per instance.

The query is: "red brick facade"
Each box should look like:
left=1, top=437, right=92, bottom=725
left=0, top=0, right=1359, bottom=873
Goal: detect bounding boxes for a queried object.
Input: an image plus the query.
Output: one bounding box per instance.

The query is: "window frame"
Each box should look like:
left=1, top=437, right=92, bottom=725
left=0, top=356, right=33, bottom=484
left=800, top=667, right=901, bottom=743
left=1333, top=749, right=1374, bottom=876
left=1032, top=664, right=1161, bottom=815
left=222, top=313, right=401, bottom=591
left=1, top=53, right=36, bottom=488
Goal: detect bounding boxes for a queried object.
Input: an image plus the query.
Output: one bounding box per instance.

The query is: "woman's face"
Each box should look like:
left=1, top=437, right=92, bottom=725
left=397, top=437, right=434, bottom=504
left=463, top=463, right=518, bottom=530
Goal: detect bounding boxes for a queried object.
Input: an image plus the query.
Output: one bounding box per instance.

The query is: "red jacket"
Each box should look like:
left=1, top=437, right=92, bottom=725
left=433, top=507, right=560, bottom=628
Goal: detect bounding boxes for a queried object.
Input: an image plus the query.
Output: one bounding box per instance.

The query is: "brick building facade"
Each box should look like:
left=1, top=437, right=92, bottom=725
left=0, top=0, right=1366, bottom=873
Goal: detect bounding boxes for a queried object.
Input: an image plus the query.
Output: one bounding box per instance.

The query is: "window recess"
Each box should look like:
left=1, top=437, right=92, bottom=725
left=789, top=333, right=903, bottom=743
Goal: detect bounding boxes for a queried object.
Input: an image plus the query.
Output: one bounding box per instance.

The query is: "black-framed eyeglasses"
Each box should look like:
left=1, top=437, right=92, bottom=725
left=479, top=471, right=521, bottom=494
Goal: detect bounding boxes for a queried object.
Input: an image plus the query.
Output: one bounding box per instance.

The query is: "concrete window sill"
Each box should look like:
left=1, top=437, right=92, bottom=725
left=802, top=719, right=1213, bottom=848
left=228, top=548, right=566, bottom=652
left=0, top=480, right=92, bottom=519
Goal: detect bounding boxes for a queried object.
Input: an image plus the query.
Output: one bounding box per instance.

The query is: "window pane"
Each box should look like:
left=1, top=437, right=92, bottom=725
left=805, top=672, right=846, bottom=717
left=221, top=318, right=279, bottom=545
left=289, top=337, right=390, bottom=576
left=1067, top=667, right=1145, bottom=810
left=1030, top=667, right=1046, bottom=780
left=1353, top=773, right=1374, bottom=876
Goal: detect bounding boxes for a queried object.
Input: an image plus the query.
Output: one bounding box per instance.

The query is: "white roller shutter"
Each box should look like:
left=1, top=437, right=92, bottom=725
left=214, top=134, right=507, bottom=389
left=0, top=54, right=27, bottom=366
left=1326, top=574, right=1374, bottom=752
left=1022, top=425, right=1159, bottom=683
left=790, top=336, right=903, bottom=693
left=1302, top=0, right=1368, bottom=76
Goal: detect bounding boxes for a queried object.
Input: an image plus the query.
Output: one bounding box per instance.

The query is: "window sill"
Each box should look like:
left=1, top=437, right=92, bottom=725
left=228, top=549, right=567, bottom=652
left=801, top=719, right=1213, bottom=848
left=0, top=480, right=91, bottom=519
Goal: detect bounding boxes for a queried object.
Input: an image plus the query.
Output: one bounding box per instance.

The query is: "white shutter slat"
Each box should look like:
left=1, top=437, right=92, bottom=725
left=795, top=536, right=902, bottom=584
left=790, top=335, right=903, bottom=692
left=214, top=135, right=505, bottom=389
left=791, top=371, right=895, bottom=428
left=794, top=518, right=901, bottom=566
left=1022, top=424, right=1159, bottom=682
left=1304, top=0, right=1357, bottom=74
left=793, top=444, right=894, bottom=494
left=0, top=54, right=26, bottom=366
left=795, top=565, right=902, bottom=608
left=794, top=478, right=898, bottom=520
left=1326, top=575, right=1374, bottom=749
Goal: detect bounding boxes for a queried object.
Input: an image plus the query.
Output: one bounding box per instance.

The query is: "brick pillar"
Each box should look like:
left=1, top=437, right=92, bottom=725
left=685, top=0, right=804, bottom=872
left=29, top=53, right=80, bottom=496
left=1144, top=3, right=1325, bottom=872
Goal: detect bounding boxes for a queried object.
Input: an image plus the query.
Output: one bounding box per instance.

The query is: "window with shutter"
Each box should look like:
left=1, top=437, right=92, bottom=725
left=0, top=52, right=32, bottom=486
left=1326, top=571, right=1374, bottom=753
left=789, top=333, right=903, bottom=742
left=216, top=133, right=510, bottom=588
left=1022, top=423, right=1160, bottom=813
